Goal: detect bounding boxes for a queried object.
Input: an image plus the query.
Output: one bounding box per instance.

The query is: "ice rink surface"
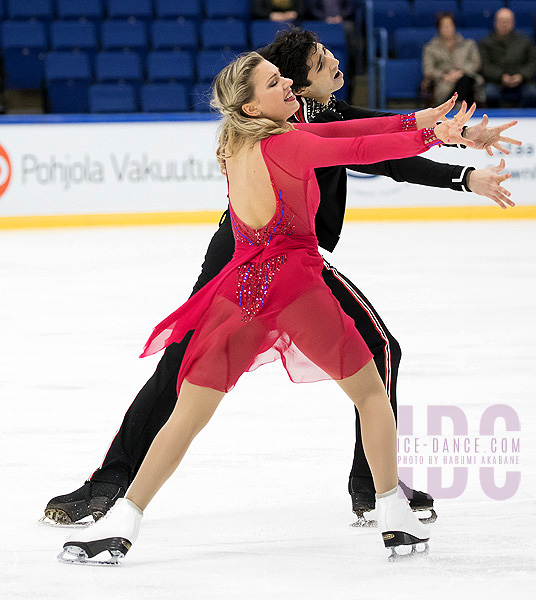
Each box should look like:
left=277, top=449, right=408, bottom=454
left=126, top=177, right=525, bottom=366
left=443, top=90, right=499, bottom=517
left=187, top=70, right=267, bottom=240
left=1, top=219, right=535, bottom=599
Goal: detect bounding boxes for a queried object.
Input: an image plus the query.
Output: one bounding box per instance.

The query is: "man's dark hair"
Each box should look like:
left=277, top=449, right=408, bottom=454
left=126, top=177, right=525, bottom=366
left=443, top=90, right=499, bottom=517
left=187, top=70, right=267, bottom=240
left=258, top=27, right=319, bottom=92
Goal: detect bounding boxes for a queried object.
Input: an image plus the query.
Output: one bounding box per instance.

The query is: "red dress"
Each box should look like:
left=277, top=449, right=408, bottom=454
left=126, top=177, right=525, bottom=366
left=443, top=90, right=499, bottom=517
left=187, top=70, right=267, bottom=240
left=141, top=116, right=441, bottom=392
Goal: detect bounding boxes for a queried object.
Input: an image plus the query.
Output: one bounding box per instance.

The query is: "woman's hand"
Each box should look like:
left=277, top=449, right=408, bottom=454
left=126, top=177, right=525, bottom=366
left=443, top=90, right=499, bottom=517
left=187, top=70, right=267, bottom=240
left=464, top=114, right=522, bottom=156
left=415, top=94, right=457, bottom=129
left=433, top=100, right=476, bottom=146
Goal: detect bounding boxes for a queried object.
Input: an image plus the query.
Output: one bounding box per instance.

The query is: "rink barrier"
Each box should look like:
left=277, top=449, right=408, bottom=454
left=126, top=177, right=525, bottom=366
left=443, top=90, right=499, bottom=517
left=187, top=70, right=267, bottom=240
left=1, top=110, right=536, bottom=228
left=1, top=205, right=535, bottom=229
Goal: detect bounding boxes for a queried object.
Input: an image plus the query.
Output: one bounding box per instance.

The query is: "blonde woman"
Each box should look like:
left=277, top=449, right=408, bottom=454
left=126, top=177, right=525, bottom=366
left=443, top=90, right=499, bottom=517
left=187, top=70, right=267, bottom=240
left=58, top=52, right=475, bottom=565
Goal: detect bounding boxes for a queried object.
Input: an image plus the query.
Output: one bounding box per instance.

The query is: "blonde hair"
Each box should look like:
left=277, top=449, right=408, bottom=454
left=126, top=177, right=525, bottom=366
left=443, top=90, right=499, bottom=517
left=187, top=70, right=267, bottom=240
left=211, top=51, right=294, bottom=174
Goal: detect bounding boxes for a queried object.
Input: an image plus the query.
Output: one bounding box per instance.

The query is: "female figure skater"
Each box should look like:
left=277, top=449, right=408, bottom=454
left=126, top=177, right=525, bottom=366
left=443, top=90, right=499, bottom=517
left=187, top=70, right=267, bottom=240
left=58, top=52, right=475, bottom=565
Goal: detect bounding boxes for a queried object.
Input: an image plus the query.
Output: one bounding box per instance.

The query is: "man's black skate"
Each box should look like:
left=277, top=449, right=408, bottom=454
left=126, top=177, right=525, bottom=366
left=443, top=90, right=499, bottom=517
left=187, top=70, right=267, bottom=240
left=41, top=481, right=125, bottom=527
left=349, top=477, right=436, bottom=527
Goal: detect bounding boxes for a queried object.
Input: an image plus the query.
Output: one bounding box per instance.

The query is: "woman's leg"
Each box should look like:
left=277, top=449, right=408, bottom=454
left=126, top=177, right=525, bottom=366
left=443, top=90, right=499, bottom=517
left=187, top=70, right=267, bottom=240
left=336, top=360, right=397, bottom=495
left=126, top=380, right=225, bottom=510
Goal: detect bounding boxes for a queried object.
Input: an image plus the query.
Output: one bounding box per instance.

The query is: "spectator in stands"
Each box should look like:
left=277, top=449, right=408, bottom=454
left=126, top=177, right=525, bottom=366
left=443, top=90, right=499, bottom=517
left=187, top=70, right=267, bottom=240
left=422, top=12, right=484, bottom=106
left=252, top=0, right=306, bottom=22
left=306, top=0, right=354, bottom=24
left=479, top=7, right=536, bottom=107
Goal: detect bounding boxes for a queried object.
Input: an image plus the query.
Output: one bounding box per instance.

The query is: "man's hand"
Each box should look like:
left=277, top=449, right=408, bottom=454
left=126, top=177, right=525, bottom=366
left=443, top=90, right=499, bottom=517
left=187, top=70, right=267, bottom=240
left=466, top=159, right=515, bottom=209
left=464, top=114, right=522, bottom=156
left=415, top=94, right=457, bottom=129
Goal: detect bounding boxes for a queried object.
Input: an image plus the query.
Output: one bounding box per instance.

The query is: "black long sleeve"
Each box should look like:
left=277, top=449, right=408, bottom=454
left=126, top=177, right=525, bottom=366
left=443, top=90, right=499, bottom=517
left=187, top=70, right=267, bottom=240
left=312, top=100, right=474, bottom=251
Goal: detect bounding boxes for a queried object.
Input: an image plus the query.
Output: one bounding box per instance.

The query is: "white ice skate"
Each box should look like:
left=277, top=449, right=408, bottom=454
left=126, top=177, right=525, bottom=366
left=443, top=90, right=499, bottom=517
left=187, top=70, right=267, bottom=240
left=376, top=486, right=430, bottom=561
left=57, top=498, right=142, bottom=566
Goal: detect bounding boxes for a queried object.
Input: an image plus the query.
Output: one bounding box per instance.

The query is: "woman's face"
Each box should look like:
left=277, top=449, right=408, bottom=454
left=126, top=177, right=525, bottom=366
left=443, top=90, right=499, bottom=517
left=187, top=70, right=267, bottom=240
left=439, top=17, right=456, bottom=40
left=244, top=60, right=299, bottom=121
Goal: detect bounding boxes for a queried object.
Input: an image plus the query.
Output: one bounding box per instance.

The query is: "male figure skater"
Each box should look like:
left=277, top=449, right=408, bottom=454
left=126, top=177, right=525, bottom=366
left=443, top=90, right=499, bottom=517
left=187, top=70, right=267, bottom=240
left=43, top=29, right=517, bottom=527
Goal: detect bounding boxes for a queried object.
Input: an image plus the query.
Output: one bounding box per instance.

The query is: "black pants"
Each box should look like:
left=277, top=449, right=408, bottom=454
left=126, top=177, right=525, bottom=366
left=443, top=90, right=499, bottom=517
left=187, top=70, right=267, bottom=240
left=90, top=214, right=401, bottom=491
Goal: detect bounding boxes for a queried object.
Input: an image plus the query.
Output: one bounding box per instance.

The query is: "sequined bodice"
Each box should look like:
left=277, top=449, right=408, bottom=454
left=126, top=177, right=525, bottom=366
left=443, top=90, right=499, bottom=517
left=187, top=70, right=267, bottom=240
left=229, top=187, right=295, bottom=322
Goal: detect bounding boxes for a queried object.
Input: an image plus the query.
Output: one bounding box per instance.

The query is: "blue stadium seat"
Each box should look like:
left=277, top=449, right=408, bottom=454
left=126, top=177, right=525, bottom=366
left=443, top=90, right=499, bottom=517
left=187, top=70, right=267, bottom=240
left=205, top=0, right=250, bottom=20
left=154, top=0, right=202, bottom=21
left=147, top=51, right=194, bottom=84
left=412, top=1, right=459, bottom=28
left=300, top=21, right=346, bottom=50
left=45, top=51, right=91, bottom=113
left=191, top=82, right=213, bottom=112
left=373, top=1, right=412, bottom=35
left=151, top=20, right=197, bottom=52
left=458, top=1, right=504, bottom=29
left=385, top=58, right=422, bottom=100
left=197, top=50, right=238, bottom=82
left=141, top=83, right=189, bottom=112
left=101, top=21, right=148, bottom=58
left=95, top=52, right=143, bottom=92
left=458, top=28, right=489, bottom=43
left=1, top=21, right=47, bottom=88
left=8, top=0, right=54, bottom=23
left=250, top=20, right=286, bottom=50
left=107, top=0, right=153, bottom=24
left=201, top=19, right=248, bottom=51
left=56, top=0, right=104, bottom=24
left=90, top=83, right=137, bottom=112
left=394, top=27, right=435, bottom=59
left=51, top=21, right=98, bottom=59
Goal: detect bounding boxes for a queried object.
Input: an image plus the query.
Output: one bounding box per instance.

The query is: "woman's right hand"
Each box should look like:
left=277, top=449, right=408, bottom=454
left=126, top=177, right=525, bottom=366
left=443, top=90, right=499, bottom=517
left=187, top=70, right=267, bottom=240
left=433, top=101, right=476, bottom=146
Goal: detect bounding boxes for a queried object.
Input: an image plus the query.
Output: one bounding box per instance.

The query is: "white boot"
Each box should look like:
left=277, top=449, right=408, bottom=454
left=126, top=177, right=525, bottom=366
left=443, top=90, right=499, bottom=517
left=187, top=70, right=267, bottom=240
left=58, top=498, right=143, bottom=565
left=376, top=486, right=430, bottom=561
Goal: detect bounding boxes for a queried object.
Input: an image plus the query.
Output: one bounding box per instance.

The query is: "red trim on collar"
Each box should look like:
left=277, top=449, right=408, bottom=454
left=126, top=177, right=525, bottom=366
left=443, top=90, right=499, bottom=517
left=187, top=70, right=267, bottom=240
left=293, top=100, right=306, bottom=123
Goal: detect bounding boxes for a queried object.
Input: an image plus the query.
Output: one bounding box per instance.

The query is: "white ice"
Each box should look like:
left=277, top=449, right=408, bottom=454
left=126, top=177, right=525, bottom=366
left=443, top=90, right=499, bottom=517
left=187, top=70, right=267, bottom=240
left=1, top=220, right=535, bottom=599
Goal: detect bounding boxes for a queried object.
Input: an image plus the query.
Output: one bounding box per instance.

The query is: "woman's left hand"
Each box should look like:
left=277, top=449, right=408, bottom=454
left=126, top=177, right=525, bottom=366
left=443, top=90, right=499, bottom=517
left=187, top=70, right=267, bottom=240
left=463, top=114, right=522, bottom=156
left=433, top=100, right=477, bottom=146
left=415, top=94, right=457, bottom=129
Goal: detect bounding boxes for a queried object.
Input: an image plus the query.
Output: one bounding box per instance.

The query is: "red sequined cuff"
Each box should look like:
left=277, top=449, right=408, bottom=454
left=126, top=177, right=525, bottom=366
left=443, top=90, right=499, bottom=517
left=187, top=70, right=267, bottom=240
left=400, top=113, right=417, bottom=131
left=422, top=127, right=443, bottom=148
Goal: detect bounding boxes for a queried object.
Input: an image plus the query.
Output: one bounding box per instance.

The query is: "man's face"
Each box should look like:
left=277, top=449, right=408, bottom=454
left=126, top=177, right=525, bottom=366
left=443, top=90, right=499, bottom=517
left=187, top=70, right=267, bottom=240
left=299, top=43, right=344, bottom=101
left=495, top=9, right=515, bottom=37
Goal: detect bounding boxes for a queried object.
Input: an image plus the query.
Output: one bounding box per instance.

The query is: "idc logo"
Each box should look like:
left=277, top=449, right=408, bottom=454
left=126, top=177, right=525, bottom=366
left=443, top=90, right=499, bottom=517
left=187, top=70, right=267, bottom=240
left=0, top=145, right=12, bottom=197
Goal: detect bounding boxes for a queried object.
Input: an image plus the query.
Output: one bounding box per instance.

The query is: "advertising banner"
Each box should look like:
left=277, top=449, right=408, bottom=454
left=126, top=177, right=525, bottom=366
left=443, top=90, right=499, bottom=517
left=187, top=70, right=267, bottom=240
left=0, top=116, right=535, bottom=224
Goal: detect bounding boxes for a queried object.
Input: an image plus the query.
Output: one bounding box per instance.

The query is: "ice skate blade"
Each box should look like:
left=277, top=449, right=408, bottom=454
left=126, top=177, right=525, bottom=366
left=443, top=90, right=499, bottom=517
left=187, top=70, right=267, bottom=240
left=57, top=545, right=123, bottom=567
left=350, top=515, right=377, bottom=528
left=388, top=542, right=429, bottom=562
left=416, top=508, right=437, bottom=525
left=351, top=508, right=377, bottom=528
left=38, top=515, right=94, bottom=529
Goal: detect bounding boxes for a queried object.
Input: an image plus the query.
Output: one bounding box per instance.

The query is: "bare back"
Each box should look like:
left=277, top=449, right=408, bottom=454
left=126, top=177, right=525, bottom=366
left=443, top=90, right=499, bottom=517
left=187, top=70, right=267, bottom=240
left=225, top=142, right=278, bottom=230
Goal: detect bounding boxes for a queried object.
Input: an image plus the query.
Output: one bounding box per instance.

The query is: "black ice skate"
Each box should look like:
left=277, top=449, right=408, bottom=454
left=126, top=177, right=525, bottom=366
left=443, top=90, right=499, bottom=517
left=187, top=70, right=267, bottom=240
left=40, top=481, right=125, bottom=528
left=58, top=498, right=142, bottom=566
left=350, top=477, right=436, bottom=527
left=376, top=486, right=430, bottom=561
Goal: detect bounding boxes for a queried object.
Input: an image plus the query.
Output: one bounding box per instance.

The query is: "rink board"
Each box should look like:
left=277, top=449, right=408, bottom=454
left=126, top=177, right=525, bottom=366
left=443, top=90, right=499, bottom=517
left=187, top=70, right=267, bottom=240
left=0, top=111, right=535, bottom=227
